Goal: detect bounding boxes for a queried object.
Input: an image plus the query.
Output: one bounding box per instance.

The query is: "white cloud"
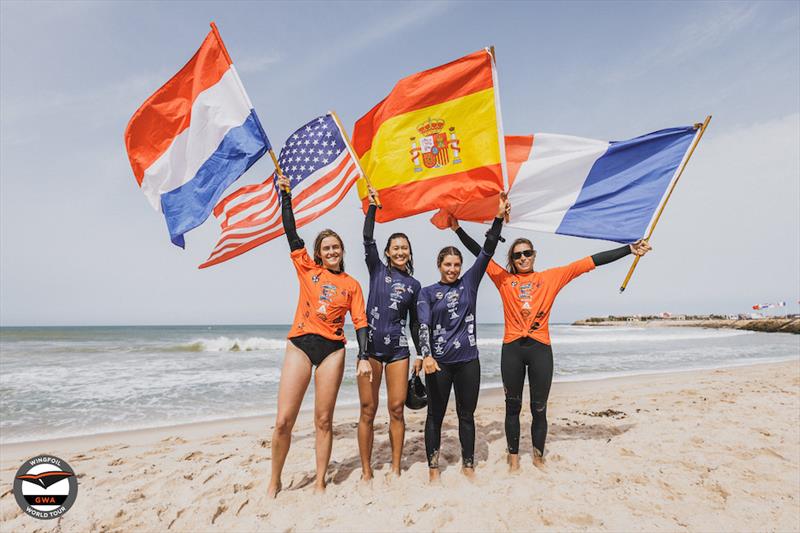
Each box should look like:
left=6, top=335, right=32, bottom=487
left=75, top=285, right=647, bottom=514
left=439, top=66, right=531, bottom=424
left=236, top=51, right=282, bottom=74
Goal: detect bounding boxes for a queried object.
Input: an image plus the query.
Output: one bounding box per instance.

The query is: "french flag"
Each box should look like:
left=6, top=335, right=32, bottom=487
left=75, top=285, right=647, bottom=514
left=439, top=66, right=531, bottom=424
left=432, top=126, right=700, bottom=243
left=124, top=24, right=270, bottom=248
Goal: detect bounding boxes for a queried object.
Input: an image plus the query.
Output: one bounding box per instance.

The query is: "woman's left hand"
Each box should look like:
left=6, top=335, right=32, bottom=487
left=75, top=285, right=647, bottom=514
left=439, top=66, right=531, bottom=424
left=629, top=239, right=652, bottom=256
left=276, top=174, right=291, bottom=191
left=357, top=359, right=373, bottom=383
left=367, top=186, right=379, bottom=206
left=496, top=192, right=510, bottom=220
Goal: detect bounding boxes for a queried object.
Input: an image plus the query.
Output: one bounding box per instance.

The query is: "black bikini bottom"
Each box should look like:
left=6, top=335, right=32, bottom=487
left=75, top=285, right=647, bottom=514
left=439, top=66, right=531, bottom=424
left=290, top=334, right=345, bottom=366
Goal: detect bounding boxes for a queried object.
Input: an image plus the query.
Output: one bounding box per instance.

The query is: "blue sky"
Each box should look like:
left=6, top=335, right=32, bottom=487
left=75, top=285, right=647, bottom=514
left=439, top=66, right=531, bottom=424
left=1, top=1, right=798, bottom=325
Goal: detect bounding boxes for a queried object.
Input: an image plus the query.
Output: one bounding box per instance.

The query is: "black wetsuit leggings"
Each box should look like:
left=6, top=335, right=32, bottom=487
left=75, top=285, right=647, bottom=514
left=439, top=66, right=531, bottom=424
left=501, top=337, right=553, bottom=456
left=424, top=358, right=480, bottom=468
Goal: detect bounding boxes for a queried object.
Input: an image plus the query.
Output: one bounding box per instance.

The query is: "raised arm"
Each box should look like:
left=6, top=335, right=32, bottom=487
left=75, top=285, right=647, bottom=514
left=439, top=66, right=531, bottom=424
left=463, top=194, right=509, bottom=286
left=591, top=240, right=652, bottom=267
left=450, top=219, right=482, bottom=257
left=363, top=187, right=381, bottom=271
left=277, top=175, right=303, bottom=251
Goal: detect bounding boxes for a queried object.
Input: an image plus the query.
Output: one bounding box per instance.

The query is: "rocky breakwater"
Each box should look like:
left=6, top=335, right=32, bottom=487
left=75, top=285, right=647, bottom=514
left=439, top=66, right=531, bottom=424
left=573, top=318, right=800, bottom=334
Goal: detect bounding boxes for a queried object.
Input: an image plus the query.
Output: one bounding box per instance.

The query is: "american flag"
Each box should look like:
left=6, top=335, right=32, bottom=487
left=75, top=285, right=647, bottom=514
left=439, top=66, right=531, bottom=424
left=199, top=113, right=361, bottom=268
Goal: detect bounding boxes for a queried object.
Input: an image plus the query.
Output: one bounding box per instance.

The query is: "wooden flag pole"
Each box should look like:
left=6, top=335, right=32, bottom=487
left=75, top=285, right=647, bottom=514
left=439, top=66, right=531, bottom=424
left=619, top=115, right=712, bottom=293
left=329, top=110, right=381, bottom=208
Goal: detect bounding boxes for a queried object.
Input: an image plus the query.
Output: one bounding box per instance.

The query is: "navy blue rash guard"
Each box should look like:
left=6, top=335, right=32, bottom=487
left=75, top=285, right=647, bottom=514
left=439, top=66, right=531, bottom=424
left=364, top=206, right=422, bottom=359
left=416, top=217, right=503, bottom=365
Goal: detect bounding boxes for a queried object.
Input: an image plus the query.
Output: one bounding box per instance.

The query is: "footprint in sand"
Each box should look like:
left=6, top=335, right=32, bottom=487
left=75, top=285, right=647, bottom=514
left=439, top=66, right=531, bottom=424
left=567, top=512, right=598, bottom=526
left=167, top=509, right=185, bottom=530
left=125, top=490, right=146, bottom=503
left=433, top=510, right=454, bottom=528
left=211, top=502, right=228, bottom=524
left=236, top=499, right=249, bottom=516
left=182, top=451, right=203, bottom=461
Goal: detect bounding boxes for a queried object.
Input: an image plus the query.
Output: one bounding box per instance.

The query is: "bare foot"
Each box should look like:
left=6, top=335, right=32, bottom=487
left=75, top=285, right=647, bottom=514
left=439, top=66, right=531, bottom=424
left=361, top=468, right=373, bottom=482
left=461, top=466, right=476, bottom=481
left=428, top=468, right=440, bottom=484
left=532, top=451, right=545, bottom=470
left=267, top=480, right=282, bottom=499
left=385, top=469, right=401, bottom=482
left=507, top=453, right=520, bottom=472
left=313, top=481, right=326, bottom=494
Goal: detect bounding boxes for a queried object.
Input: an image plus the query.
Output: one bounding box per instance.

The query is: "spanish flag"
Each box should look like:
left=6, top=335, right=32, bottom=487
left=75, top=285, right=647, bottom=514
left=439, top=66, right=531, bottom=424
left=352, top=49, right=506, bottom=222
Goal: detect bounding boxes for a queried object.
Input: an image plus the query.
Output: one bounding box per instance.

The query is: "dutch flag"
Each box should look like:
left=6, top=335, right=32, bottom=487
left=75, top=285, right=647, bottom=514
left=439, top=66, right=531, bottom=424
left=124, top=24, right=270, bottom=248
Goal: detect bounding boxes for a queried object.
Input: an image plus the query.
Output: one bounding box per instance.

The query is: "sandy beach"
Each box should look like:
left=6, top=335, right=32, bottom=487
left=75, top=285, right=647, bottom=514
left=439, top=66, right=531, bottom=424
left=2, top=359, right=798, bottom=532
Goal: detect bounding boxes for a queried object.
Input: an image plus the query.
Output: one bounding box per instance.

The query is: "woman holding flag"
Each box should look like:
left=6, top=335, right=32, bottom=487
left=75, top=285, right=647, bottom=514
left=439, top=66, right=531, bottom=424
left=267, top=174, right=369, bottom=498
left=449, top=218, right=651, bottom=470
left=356, top=186, right=422, bottom=481
left=416, top=193, right=509, bottom=482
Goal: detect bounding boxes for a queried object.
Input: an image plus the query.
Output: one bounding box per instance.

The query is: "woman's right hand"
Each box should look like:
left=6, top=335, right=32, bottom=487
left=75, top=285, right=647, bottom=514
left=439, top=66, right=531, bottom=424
left=413, top=358, right=423, bottom=375
left=276, top=174, right=291, bottom=192
left=422, top=355, right=441, bottom=374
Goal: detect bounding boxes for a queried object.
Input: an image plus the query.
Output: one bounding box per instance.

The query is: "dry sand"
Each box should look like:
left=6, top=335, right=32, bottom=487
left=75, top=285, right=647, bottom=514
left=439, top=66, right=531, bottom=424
left=2, top=360, right=799, bottom=532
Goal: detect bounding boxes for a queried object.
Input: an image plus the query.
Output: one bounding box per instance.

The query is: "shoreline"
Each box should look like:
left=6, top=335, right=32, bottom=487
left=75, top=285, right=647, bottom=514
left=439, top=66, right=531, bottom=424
left=2, top=359, right=798, bottom=531
left=573, top=317, right=800, bottom=334
left=4, top=356, right=798, bottom=449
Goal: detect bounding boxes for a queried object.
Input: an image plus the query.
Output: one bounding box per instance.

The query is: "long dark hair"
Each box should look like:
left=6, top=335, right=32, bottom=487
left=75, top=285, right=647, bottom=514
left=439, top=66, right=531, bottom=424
left=384, top=232, right=414, bottom=275
left=313, top=229, right=345, bottom=271
left=506, top=237, right=535, bottom=274
left=436, top=246, right=462, bottom=267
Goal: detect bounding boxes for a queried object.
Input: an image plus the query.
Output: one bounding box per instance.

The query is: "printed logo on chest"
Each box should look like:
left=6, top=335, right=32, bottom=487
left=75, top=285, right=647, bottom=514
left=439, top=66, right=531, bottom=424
left=317, top=283, right=338, bottom=317
left=388, top=282, right=406, bottom=310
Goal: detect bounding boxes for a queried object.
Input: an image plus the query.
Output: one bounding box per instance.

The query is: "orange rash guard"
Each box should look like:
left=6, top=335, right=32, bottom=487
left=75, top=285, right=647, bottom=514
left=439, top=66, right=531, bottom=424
left=286, top=248, right=368, bottom=341
left=486, top=257, right=595, bottom=345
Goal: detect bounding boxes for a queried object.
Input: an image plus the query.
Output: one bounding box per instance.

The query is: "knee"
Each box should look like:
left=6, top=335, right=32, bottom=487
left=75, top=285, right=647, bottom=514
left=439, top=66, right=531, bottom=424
left=274, top=416, right=294, bottom=435
left=387, top=401, right=405, bottom=422
left=531, top=401, right=547, bottom=419
left=360, top=401, right=377, bottom=424
left=505, top=396, right=522, bottom=416
left=426, top=412, right=445, bottom=427
left=456, top=406, right=474, bottom=423
left=315, top=413, right=333, bottom=433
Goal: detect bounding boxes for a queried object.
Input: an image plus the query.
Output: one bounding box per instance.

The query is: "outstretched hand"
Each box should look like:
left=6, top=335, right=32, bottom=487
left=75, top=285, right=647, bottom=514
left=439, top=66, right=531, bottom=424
left=629, top=239, right=652, bottom=256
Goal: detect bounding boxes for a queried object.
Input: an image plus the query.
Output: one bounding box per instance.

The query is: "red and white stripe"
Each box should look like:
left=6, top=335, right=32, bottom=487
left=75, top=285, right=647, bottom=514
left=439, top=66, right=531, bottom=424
left=199, top=149, right=360, bottom=268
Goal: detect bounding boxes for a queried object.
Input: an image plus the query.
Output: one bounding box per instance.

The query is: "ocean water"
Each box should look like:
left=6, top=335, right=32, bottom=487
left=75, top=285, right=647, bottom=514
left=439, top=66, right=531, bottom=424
left=1, top=324, right=797, bottom=444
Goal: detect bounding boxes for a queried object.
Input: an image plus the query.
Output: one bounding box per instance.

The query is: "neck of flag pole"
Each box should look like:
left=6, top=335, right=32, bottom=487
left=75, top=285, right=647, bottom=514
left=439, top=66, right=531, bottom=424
left=619, top=115, right=713, bottom=293
left=209, top=22, right=233, bottom=65
left=329, top=110, right=381, bottom=208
